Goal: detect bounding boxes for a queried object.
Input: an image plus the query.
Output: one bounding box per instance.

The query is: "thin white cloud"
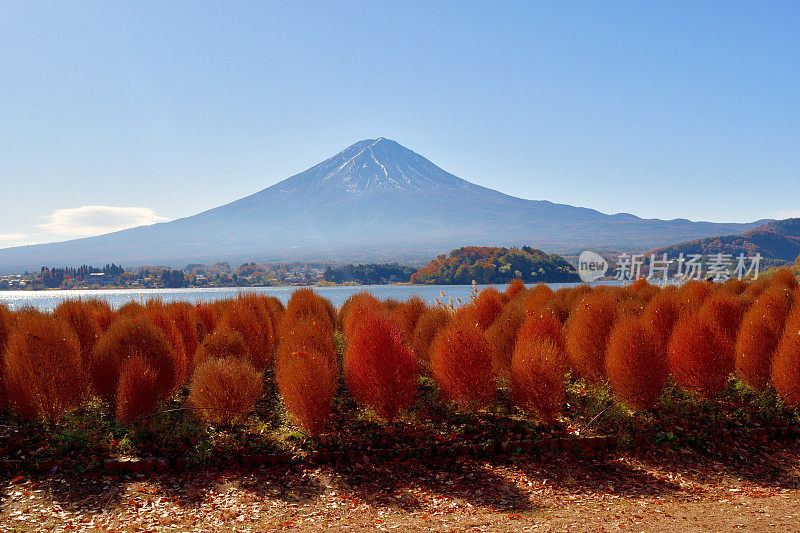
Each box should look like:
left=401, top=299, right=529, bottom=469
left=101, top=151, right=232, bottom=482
left=37, top=206, right=169, bottom=237
left=0, top=233, right=30, bottom=242
left=771, top=210, right=800, bottom=220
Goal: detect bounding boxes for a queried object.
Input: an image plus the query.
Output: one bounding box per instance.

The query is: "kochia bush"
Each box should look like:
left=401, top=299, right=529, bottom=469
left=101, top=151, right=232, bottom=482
left=770, top=303, right=800, bottom=407
left=605, top=316, right=666, bottom=410
left=4, top=312, right=83, bottom=423
left=511, top=337, right=565, bottom=422
left=115, top=355, right=161, bottom=424
left=90, top=317, right=175, bottom=406
left=188, top=357, right=264, bottom=426
left=344, top=311, right=418, bottom=422
left=276, top=319, right=339, bottom=436
left=668, top=313, right=734, bottom=399
left=565, top=290, right=618, bottom=383
left=430, top=321, right=495, bottom=409
left=411, top=308, right=450, bottom=375
left=734, top=287, right=793, bottom=390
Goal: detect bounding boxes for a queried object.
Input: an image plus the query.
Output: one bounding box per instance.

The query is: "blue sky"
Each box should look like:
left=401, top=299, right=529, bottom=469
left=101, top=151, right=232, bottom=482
left=1, top=1, right=798, bottom=248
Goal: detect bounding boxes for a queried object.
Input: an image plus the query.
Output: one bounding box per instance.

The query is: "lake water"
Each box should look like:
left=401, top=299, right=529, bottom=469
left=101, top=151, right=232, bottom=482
left=0, top=283, right=592, bottom=311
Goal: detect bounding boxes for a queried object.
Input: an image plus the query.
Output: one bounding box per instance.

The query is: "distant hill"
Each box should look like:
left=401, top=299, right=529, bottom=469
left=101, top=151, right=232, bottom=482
left=650, top=218, right=800, bottom=264
left=0, top=137, right=769, bottom=273
left=410, top=246, right=579, bottom=284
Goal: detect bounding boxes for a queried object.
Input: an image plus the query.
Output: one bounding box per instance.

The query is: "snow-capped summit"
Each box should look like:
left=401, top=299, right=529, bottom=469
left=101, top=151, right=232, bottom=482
left=274, top=137, right=471, bottom=196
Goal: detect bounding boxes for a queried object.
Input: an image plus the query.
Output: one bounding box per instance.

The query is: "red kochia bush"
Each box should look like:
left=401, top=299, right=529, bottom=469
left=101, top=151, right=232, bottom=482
left=734, top=287, right=793, bottom=390
left=53, top=300, right=100, bottom=379
left=341, top=292, right=383, bottom=338
left=167, top=303, right=201, bottom=363
left=115, top=355, right=161, bottom=424
left=484, top=302, right=525, bottom=379
left=668, top=313, right=734, bottom=399
left=411, top=308, right=450, bottom=374
left=473, top=287, right=504, bottom=330
left=195, top=327, right=249, bottom=367
left=90, top=317, right=175, bottom=406
left=565, top=291, right=618, bottom=383
left=143, top=305, right=190, bottom=389
left=217, top=295, right=277, bottom=371
left=393, top=296, right=427, bottom=340
left=344, top=311, right=418, bottom=422
left=771, top=304, right=800, bottom=407
left=4, top=312, right=83, bottom=423
left=430, top=321, right=495, bottom=409
left=522, top=284, right=555, bottom=314
left=516, top=310, right=566, bottom=362
left=676, top=281, right=713, bottom=313
left=505, top=279, right=527, bottom=300
left=605, top=316, right=666, bottom=410
left=188, top=357, right=264, bottom=426
left=0, top=304, right=12, bottom=407
left=83, top=299, right=115, bottom=332
left=283, top=288, right=335, bottom=333
left=641, top=289, right=680, bottom=358
left=511, top=337, right=565, bottom=422
left=276, top=319, right=339, bottom=436
left=699, top=294, right=743, bottom=341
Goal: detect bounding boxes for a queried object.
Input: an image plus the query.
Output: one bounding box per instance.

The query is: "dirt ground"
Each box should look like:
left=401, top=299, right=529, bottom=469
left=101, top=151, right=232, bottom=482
left=1, top=439, right=799, bottom=532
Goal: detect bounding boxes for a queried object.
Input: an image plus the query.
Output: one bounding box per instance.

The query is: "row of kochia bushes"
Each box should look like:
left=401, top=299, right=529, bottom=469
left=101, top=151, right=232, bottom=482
left=1, top=268, right=800, bottom=439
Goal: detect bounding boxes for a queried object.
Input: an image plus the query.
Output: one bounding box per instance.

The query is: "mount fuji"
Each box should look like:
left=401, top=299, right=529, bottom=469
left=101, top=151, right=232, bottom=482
left=0, top=138, right=768, bottom=272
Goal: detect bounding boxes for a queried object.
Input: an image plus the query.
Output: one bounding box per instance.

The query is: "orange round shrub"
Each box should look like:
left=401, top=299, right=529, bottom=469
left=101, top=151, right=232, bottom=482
left=641, top=289, right=680, bottom=358
left=768, top=267, right=799, bottom=291
left=522, top=284, right=555, bottom=314
left=676, top=281, right=713, bottom=313
left=511, top=337, right=565, bottom=422
left=83, top=299, right=115, bottom=332
left=505, top=279, right=526, bottom=299
left=4, top=312, right=83, bottom=422
left=668, top=313, right=734, bottom=399
left=734, top=287, right=794, bottom=390
left=283, top=288, right=335, bottom=333
left=771, top=306, right=800, bottom=407
left=411, top=308, right=450, bottom=374
left=142, top=305, right=190, bottom=389
left=217, top=295, right=277, bottom=370
left=167, top=303, right=201, bottom=363
left=341, top=292, right=382, bottom=339
left=565, top=291, right=618, bottom=383
left=473, top=287, right=504, bottom=330
left=195, top=302, right=222, bottom=338
left=699, top=294, right=743, bottom=341
left=484, top=302, right=525, bottom=379
left=605, top=316, right=666, bottom=410
left=53, top=300, right=100, bottom=378
left=188, top=357, right=264, bottom=426
left=276, top=319, right=339, bottom=436
left=430, top=321, right=495, bottom=409
left=195, top=327, right=249, bottom=367
left=344, top=311, right=418, bottom=422
left=516, top=309, right=566, bottom=361
left=393, top=296, right=427, bottom=339
left=0, top=304, right=12, bottom=407
left=90, top=317, right=175, bottom=406
left=115, top=355, right=161, bottom=424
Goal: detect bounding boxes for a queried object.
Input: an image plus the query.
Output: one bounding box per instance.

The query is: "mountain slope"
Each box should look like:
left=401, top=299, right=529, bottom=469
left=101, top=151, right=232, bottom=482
left=0, top=138, right=769, bottom=272
left=650, top=218, right=800, bottom=263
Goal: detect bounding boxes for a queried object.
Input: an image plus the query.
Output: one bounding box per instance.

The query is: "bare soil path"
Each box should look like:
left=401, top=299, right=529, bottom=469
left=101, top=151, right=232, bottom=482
left=2, top=440, right=799, bottom=532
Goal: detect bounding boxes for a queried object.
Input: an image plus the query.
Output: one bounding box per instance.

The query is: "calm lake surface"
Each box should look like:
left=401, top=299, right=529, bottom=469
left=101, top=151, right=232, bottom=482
left=0, top=283, right=593, bottom=311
